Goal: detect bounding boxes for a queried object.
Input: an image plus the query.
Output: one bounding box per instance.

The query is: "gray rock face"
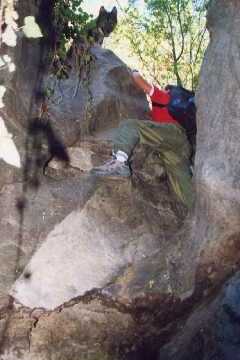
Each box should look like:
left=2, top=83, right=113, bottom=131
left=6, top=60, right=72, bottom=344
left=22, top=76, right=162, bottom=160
left=11, top=145, right=181, bottom=309
left=195, top=0, right=240, bottom=282
left=0, top=299, right=138, bottom=360
left=1, top=0, right=52, bottom=129
left=156, top=0, right=240, bottom=357
left=158, top=272, right=240, bottom=360
left=166, top=0, right=240, bottom=297
left=44, top=46, right=149, bottom=146
left=0, top=174, right=98, bottom=297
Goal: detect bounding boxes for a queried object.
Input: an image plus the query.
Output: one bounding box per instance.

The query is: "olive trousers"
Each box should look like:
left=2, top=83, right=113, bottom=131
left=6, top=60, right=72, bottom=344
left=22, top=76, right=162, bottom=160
left=113, top=119, right=194, bottom=209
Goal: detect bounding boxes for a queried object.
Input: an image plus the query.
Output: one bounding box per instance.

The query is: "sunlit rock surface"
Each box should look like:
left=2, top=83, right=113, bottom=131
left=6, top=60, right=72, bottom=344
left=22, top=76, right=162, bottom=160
left=11, top=140, right=182, bottom=309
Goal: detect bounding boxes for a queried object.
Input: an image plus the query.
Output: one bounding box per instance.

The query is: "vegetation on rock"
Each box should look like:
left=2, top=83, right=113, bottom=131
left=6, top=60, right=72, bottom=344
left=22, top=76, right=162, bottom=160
left=51, top=0, right=92, bottom=79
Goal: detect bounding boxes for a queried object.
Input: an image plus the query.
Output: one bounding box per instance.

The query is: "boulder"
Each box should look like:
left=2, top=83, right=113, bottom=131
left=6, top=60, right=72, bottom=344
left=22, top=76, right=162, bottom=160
left=10, top=139, right=182, bottom=309
left=163, top=0, right=240, bottom=298
left=156, top=0, right=240, bottom=357
left=44, top=46, right=149, bottom=146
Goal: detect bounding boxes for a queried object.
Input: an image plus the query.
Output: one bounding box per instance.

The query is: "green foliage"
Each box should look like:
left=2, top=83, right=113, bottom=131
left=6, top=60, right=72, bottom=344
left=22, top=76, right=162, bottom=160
left=52, top=0, right=92, bottom=76
left=110, top=0, right=208, bottom=90
left=53, top=0, right=91, bottom=40
left=43, top=0, right=95, bottom=101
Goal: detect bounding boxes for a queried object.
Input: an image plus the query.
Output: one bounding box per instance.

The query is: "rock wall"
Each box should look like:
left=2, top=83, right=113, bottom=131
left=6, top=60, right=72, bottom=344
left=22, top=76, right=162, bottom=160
left=194, top=0, right=240, bottom=288
left=1, top=0, right=52, bottom=129
left=166, top=0, right=240, bottom=298
left=158, top=0, right=240, bottom=357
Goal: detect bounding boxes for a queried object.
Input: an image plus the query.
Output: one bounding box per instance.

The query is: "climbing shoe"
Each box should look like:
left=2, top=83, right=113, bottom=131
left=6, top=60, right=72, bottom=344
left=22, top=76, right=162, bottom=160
left=90, top=158, right=131, bottom=177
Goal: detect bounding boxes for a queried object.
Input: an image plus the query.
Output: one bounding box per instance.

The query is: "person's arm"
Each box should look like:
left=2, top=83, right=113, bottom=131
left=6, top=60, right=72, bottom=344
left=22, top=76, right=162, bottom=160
left=131, top=70, right=153, bottom=95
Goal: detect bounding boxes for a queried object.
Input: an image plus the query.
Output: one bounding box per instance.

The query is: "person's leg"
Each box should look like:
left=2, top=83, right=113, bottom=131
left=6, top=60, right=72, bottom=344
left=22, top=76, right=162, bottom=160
left=137, top=122, right=194, bottom=209
left=113, top=119, right=142, bottom=157
left=113, top=119, right=173, bottom=159
left=91, top=119, right=142, bottom=177
left=91, top=119, right=194, bottom=208
left=161, top=149, right=194, bottom=209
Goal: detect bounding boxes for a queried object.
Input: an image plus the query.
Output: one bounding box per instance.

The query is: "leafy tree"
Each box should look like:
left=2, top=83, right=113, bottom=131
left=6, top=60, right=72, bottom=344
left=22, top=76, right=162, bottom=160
left=110, top=0, right=208, bottom=90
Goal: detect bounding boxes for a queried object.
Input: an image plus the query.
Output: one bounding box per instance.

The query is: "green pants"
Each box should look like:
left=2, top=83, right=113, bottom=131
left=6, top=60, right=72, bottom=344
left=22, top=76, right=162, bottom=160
left=113, top=119, right=194, bottom=209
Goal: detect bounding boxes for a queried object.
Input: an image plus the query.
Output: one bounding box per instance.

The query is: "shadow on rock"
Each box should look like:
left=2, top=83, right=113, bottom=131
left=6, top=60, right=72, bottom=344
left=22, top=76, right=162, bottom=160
left=15, top=118, right=69, bottom=282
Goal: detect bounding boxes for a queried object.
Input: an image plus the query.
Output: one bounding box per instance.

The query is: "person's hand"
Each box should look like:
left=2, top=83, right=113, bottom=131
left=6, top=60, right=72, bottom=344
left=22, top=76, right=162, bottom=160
left=126, top=67, right=139, bottom=77
left=131, top=69, right=140, bottom=82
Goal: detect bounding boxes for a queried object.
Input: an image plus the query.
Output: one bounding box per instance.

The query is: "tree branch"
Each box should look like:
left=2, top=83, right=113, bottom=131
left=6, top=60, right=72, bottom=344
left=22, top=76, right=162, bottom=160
left=176, top=0, right=185, bottom=62
left=164, top=2, right=182, bottom=85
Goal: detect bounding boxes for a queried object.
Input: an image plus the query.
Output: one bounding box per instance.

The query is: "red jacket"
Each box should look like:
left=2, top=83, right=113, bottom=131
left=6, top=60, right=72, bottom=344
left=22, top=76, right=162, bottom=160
left=149, top=86, right=178, bottom=125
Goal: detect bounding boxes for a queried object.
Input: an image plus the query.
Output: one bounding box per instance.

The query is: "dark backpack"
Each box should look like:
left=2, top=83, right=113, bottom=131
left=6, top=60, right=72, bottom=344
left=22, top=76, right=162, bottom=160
left=152, top=85, right=197, bottom=161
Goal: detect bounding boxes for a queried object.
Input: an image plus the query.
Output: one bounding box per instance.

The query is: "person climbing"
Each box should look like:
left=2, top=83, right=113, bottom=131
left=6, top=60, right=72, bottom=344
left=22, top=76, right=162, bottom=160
left=91, top=69, right=194, bottom=210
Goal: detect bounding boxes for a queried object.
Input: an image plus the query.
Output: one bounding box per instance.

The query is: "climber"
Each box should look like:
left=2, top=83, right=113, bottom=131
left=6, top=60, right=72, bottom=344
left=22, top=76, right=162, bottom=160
left=91, top=70, right=194, bottom=210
